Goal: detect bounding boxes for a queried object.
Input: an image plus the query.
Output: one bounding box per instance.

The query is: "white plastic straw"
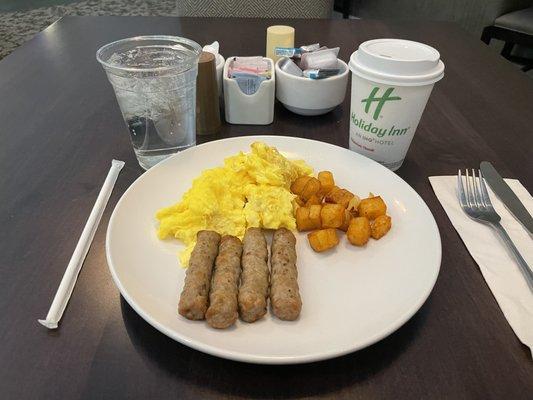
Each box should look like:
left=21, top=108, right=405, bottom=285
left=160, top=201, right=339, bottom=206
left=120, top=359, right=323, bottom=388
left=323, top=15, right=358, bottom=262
left=38, top=159, right=125, bottom=329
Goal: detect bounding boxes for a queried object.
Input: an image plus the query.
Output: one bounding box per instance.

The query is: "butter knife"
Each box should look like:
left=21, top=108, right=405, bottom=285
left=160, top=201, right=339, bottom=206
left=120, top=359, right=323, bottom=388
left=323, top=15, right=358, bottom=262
left=480, top=161, right=533, bottom=235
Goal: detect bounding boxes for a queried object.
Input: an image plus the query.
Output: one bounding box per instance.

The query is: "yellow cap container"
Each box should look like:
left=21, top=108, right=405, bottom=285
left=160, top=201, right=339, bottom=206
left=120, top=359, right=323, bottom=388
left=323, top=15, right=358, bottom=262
left=266, top=25, right=295, bottom=62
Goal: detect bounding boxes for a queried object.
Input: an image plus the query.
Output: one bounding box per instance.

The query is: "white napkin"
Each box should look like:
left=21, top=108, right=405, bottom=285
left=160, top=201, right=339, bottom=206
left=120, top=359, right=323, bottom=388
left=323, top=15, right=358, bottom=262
left=202, top=41, right=220, bottom=57
left=429, top=176, right=533, bottom=355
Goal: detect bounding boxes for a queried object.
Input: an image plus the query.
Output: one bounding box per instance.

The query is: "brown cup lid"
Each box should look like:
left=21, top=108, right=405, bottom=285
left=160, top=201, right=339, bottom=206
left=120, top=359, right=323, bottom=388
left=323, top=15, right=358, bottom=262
left=199, top=51, right=215, bottom=65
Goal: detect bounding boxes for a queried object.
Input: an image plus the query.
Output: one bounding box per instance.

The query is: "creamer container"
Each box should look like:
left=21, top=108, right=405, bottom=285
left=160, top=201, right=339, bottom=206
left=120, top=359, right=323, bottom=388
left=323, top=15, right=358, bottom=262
left=266, top=26, right=295, bottom=63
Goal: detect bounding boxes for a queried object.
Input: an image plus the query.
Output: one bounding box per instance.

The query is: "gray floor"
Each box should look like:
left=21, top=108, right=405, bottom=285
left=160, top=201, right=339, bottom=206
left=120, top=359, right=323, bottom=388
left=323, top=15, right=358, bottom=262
left=0, top=0, right=185, bottom=59
left=0, top=0, right=80, bottom=12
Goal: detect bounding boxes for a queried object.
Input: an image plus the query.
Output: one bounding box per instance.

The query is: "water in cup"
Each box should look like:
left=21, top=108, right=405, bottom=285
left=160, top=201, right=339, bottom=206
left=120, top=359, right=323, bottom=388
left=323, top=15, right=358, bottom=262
left=97, top=36, right=201, bottom=170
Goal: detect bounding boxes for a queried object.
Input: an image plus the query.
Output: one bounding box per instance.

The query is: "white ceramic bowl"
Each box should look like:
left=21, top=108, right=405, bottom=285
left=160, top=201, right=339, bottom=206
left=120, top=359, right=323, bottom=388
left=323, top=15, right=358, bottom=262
left=275, top=58, right=349, bottom=116
left=215, top=54, right=225, bottom=97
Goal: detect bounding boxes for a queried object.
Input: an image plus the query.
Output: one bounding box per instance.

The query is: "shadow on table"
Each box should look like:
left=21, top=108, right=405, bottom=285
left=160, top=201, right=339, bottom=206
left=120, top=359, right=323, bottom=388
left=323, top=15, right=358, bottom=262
left=196, top=101, right=347, bottom=147
left=120, top=296, right=427, bottom=398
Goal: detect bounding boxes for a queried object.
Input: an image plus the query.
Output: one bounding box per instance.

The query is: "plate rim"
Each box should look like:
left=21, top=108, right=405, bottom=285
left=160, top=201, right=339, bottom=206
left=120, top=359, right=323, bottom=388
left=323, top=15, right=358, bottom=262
left=106, top=135, right=442, bottom=364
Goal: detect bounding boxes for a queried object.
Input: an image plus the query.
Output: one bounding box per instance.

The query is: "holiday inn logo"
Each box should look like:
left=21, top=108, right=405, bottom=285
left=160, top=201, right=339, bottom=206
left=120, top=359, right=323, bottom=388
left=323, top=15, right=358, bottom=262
left=361, top=87, right=401, bottom=120
left=352, top=86, right=410, bottom=140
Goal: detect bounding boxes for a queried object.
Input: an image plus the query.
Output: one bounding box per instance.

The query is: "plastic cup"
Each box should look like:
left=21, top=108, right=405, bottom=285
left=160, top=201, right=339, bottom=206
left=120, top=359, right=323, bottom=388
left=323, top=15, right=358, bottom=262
left=97, top=36, right=201, bottom=170
left=348, top=39, right=445, bottom=171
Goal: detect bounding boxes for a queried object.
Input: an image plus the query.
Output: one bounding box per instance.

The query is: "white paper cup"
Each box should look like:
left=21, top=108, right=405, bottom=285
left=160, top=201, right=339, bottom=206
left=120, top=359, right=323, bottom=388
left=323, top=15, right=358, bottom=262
left=349, top=39, right=444, bottom=171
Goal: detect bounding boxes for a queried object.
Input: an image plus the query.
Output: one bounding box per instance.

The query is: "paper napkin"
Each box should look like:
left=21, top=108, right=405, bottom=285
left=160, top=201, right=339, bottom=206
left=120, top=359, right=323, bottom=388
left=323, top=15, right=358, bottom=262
left=429, top=176, right=533, bottom=356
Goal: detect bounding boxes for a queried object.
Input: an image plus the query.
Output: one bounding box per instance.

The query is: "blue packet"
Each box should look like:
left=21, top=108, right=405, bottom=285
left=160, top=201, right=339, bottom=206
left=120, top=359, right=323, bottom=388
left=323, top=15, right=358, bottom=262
left=230, top=72, right=267, bottom=95
left=275, top=47, right=303, bottom=57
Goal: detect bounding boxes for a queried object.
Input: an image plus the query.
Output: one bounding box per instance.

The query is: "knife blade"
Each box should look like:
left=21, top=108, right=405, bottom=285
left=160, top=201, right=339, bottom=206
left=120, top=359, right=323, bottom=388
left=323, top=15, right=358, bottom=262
left=480, top=161, right=533, bottom=235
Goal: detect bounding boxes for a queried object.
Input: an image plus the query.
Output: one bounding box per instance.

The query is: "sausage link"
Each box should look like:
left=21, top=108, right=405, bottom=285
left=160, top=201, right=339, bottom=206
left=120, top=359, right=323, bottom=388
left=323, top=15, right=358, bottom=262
left=178, top=230, right=221, bottom=320
left=270, top=228, right=302, bottom=320
left=206, top=236, right=243, bottom=329
left=238, top=228, right=269, bottom=322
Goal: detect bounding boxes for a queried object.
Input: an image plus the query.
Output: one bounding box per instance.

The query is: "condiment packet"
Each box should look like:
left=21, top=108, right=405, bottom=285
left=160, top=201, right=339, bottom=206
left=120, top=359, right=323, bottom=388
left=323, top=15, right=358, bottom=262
left=303, top=68, right=340, bottom=79
left=233, top=56, right=269, bottom=71
left=228, top=56, right=272, bottom=95
left=276, top=44, right=341, bottom=79
left=279, top=58, right=303, bottom=77
left=300, top=43, right=321, bottom=53
left=229, top=66, right=272, bottom=77
left=300, top=47, right=340, bottom=70
left=275, top=43, right=320, bottom=58
left=231, top=72, right=267, bottom=95
left=275, top=47, right=302, bottom=57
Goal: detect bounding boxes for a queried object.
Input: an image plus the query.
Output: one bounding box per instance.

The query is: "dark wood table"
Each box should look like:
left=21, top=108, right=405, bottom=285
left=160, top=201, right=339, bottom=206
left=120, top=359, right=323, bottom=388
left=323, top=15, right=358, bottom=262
left=1, top=16, right=532, bottom=399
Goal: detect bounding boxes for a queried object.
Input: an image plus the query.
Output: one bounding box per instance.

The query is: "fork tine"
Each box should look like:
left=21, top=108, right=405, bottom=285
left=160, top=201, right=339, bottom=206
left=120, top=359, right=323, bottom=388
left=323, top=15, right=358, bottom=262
left=478, top=169, right=493, bottom=207
left=471, top=168, right=482, bottom=207
left=465, top=169, right=474, bottom=208
left=457, top=169, right=468, bottom=207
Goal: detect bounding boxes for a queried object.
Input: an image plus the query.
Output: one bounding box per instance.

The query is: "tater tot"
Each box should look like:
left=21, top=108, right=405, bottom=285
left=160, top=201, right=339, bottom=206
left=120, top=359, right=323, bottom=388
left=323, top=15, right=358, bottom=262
left=339, top=209, right=352, bottom=232
left=325, top=186, right=354, bottom=208
left=347, top=217, right=371, bottom=246
left=307, top=229, right=339, bottom=252
left=296, top=207, right=311, bottom=231
left=296, top=206, right=322, bottom=231
left=320, top=204, right=345, bottom=228
left=337, top=190, right=355, bottom=208
left=290, top=176, right=312, bottom=195
left=318, top=171, right=335, bottom=194
left=309, top=205, right=322, bottom=229
left=293, top=197, right=305, bottom=207
left=358, top=196, right=387, bottom=220
left=300, top=177, right=321, bottom=201
left=371, top=215, right=392, bottom=239
left=305, top=194, right=322, bottom=206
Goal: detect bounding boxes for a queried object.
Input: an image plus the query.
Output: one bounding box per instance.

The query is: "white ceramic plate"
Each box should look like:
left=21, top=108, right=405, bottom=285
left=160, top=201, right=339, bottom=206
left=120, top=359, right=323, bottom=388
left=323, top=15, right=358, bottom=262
left=106, top=136, right=441, bottom=364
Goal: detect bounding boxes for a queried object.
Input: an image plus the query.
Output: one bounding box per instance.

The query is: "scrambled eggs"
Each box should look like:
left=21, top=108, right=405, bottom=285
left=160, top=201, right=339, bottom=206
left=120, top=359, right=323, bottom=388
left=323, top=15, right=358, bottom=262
left=156, top=142, right=312, bottom=266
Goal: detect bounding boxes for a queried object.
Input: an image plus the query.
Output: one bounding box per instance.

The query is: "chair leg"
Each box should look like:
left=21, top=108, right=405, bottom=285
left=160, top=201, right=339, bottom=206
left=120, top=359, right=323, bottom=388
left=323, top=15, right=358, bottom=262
left=481, top=26, right=494, bottom=44
left=501, top=42, right=514, bottom=58
left=342, top=0, right=350, bottom=18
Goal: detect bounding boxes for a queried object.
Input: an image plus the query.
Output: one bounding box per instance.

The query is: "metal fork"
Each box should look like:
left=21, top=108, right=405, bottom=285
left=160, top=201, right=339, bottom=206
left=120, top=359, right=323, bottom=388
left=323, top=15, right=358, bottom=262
left=458, top=169, right=533, bottom=293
